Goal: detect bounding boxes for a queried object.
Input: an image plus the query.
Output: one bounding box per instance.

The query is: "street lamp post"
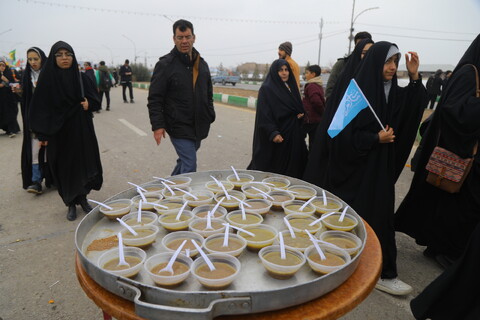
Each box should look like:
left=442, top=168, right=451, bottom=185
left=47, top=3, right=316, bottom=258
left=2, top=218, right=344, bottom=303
left=102, top=45, right=114, bottom=66
left=347, top=0, right=379, bottom=54
left=317, top=18, right=324, bottom=66
left=122, top=34, right=137, bottom=64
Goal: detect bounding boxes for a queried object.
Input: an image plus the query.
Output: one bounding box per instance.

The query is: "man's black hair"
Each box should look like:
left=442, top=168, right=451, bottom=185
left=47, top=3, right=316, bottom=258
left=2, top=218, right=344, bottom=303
left=173, top=19, right=194, bottom=35
left=306, top=65, right=322, bottom=77
left=354, top=31, right=372, bottom=43
left=99, top=61, right=105, bottom=66
left=125, top=59, right=129, bottom=64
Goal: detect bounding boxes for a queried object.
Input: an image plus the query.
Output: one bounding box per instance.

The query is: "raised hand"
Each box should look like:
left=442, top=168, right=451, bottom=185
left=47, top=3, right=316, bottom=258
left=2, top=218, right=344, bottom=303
left=405, top=51, right=420, bottom=80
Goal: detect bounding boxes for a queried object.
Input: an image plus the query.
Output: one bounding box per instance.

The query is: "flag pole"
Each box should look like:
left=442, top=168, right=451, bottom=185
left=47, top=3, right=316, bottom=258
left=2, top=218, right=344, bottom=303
left=352, top=79, right=387, bottom=132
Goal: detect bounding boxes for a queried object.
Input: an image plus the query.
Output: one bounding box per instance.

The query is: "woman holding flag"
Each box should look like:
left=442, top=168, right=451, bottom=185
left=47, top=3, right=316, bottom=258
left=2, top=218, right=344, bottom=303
left=304, top=41, right=427, bottom=295
left=29, top=41, right=103, bottom=221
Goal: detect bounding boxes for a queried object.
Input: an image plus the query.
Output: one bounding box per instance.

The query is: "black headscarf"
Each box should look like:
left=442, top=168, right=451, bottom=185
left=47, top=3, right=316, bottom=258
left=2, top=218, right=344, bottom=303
left=21, top=47, right=47, bottom=118
left=247, top=59, right=307, bottom=178
left=29, top=41, right=84, bottom=138
left=327, top=38, right=374, bottom=113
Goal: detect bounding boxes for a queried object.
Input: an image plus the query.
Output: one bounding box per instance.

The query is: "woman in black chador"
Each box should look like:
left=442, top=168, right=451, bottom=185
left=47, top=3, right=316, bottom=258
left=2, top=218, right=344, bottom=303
left=395, top=34, right=480, bottom=268
left=0, top=60, right=21, bottom=136
left=30, top=41, right=103, bottom=221
left=20, top=47, right=53, bottom=194
left=247, top=59, right=307, bottom=178
left=304, top=42, right=427, bottom=295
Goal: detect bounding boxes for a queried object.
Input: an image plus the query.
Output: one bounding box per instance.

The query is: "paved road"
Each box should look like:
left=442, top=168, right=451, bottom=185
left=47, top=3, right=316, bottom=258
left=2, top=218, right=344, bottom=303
left=0, top=86, right=442, bottom=319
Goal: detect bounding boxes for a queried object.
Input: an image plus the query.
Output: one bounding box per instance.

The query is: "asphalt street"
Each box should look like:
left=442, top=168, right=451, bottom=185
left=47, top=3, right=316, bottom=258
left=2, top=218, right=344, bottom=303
left=0, top=86, right=443, bottom=320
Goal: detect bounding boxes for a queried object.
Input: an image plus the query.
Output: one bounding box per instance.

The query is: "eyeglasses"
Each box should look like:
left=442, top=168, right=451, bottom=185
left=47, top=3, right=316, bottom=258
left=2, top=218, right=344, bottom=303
left=175, top=35, right=193, bottom=41
left=54, top=52, right=74, bottom=58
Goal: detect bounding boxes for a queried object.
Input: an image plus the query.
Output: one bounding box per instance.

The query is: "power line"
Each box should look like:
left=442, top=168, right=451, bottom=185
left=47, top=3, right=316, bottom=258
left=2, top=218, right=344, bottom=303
left=357, top=23, right=477, bottom=36
left=374, top=32, right=474, bottom=42
left=16, top=0, right=339, bottom=25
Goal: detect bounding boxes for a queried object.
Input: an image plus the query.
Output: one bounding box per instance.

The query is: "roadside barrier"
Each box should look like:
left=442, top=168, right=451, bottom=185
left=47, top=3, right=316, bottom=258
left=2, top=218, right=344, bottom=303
left=134, top=82, right=257, bottom=109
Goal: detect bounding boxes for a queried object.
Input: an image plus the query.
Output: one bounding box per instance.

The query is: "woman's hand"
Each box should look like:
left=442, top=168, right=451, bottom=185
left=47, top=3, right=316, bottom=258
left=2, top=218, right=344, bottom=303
left=273, top=134, right=284, bottom=143
left=378, top=125, right=395, bottom=143
left=81, top=98, right=89, bottom=111
left=297, top=113, right=304, bottom=119
left=39, top=141, right=48, bottom=147
left=405, top=51, right=420, bottom=81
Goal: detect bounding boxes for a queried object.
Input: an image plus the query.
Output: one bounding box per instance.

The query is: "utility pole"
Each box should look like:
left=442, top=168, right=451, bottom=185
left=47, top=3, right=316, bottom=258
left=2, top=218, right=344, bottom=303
left=348, top=0, right=356, bottom=55
left=317, top=18, right=324, bottom=66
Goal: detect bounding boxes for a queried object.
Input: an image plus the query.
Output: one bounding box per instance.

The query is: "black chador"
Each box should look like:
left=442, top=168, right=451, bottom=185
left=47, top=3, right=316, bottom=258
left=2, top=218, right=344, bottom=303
left=29, top=41, right=102, bottom=211
left=247, top=59, right=307, bottom=178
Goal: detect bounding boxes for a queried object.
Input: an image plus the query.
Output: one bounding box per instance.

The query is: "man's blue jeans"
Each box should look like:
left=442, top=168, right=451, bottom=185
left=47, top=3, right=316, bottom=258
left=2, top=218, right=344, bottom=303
left=170, top=137, right=201, bottom=176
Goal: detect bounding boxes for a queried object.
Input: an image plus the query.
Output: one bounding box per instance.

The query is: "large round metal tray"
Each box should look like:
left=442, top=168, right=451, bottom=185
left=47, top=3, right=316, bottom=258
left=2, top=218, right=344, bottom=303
left=75, top=170, right=366, bottom=320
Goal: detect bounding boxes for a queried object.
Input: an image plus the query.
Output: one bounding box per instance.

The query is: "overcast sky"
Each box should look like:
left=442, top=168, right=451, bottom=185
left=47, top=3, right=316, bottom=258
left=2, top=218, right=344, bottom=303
left=1, top=0, right=479, bottom=70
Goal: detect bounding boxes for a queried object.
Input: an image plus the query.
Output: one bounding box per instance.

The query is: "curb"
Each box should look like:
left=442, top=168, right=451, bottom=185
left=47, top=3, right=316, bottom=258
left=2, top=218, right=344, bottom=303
left=134, top=82, right=257, bottom=110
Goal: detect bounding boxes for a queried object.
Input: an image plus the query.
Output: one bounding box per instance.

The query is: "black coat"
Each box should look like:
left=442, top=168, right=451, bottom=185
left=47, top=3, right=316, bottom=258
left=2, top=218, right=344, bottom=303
left=247, top=59, right=307, bottom=178
left=147, top=47, right=215, bottom=141
left=119, top=65, right=132, bottom=83
left=29, top=41, right=102, bottom=206
left=395, top=34, right=480, bottom=260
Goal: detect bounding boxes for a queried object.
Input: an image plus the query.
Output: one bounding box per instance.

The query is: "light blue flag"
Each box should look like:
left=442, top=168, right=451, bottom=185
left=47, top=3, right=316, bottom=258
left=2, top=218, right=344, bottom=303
left=327, top=78, right=373, bottom=138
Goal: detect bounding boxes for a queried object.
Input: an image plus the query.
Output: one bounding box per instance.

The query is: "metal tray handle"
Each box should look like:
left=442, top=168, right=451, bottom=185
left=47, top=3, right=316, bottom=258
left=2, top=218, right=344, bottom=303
left=117, top=280, right=252, bottom=320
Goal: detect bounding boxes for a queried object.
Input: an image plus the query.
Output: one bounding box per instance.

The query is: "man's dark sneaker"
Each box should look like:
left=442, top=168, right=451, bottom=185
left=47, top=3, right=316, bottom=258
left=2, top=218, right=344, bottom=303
left=27, top=182, right=43, bottom=194
left=130, top=99, right=134, bottom=103
left=67, top=205, right=77, bottom=221
left=123, top=100, right=128, bottom=103
left=106, top=106, right=110, bottom=111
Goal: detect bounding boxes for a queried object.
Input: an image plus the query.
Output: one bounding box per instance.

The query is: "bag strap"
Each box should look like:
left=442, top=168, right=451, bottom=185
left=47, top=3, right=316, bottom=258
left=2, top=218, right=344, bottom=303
left=469, top=64, right=480, bottom=98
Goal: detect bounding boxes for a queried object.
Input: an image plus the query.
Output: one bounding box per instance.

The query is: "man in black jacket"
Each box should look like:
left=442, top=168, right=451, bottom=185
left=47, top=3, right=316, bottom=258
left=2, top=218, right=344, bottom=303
left=147, top=19, right=215, bottom=175
left=119, top=59, right=134, bottom=103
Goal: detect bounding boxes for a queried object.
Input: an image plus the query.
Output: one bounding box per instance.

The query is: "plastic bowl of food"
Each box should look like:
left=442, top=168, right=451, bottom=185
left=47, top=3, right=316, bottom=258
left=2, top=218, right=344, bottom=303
left=120, top=211, right=158, bottom=227
left=262, top=176, right=291, bottom=189
left=192, top=204, right=228, bottom=220
left=258, top=245, right=305, bottom=279
left=321, top=212, right=358, bottom=232
left=131, top=194, right=162, bottom=211
left=158, top=210, right=194, bottom=232
left=161, top=187, right=192, bottom=200
left=241, top=182, right=271, bottom=199
left=163, top=176, right=192, bottom=190
left=274, top=230, right=312, bottom=253
left=226, top=173, right=255, bottom=190
left=97, top=246, right=146, bottom=278
left=282, top=200, right=315, bottom=216
left=183, top=190, right=214, bottom=208
left=268, top=190, right=295, bottom=210
left=225, top=210, right=263, bottom=228
left=213, top=190, right=246, bottom=211
left=204, top=180, right=234, bottom=194
left=311, top=196, right=343, bottom=216
left=284, top=213, right=322, bottom=234
left=318, top=230, right=362, bottom=256
left=162, top=231, right=204, bottom=258
left=99, top=199, right=133, bottom=220
left=191, top=253, right=241, bottom=289
left=304, top=243, right=351, bottom=274
left=121, top=225, right=159, bottom=248
left=144, top=252, right=193, bottom=287
left=238, top=224, right=278, bottom=251
left=154, top=199, right=187, bottom=215
left=243, top=199, right=272, bottom=216
left=287, top=185, right=317, bottom=200
left=204, top=233, right=247, bottom=257
left=188, top=218, right=226, bottom=238
left=139, top=183, right=165, bottom=197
